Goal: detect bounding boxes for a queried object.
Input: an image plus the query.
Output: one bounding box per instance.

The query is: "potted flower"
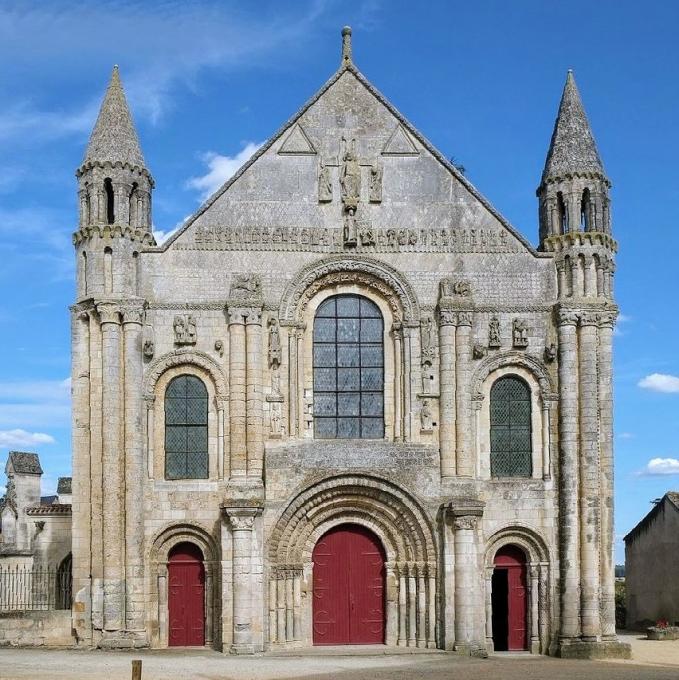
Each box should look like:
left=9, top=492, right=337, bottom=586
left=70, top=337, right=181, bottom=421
left=647, top=619, right=679, bottom=640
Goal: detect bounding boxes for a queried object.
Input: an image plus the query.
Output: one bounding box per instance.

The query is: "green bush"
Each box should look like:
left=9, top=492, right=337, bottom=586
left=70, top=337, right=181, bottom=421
left=615, top=581, right=627, bottom=629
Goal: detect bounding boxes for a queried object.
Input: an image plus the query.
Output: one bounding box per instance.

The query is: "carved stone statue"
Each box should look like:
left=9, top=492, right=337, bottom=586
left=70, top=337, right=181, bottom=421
left=420, top=314, right=436, bottom=363
left=230, top=273, right=262, bottom=298
left=513, top=318, right=529, bottom=348
left=271, top=369, right=281, bottom=397
left=544, top=343, right=557, bottom=363
left=369, top=162, right=383, bottom=203
left=268, top=317, right=282, bottom=368
left=488, top=316, right=501, bottom=348
left=174, top=314, right=197, bottom=346
left=270, top=402, right=284, bottom=437
left=215, top=339, right=224, bottom=357
left=340, top=137, right=361, bottom=209
left=440, top=278, right=472, bottom=299
left=473, top=343, right=487, bottom=360
left=318, top=160, right=333, bottom=203
left=343, top=208, right=358, bottom=247
left=420, top=399, right=433, bottom=431
left=143, top=339, right=154, bottom=359
left=359, top=226, right=375, bottom=247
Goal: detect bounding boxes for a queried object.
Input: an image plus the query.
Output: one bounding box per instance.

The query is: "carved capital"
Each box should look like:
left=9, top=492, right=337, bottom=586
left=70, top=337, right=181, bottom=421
left=453, top=515, right=478, bottom=531
left=556, top=309, right=579, bottom=327
left=598, top=310, right=618, bottom=328
left=222, top=503, right=263, bottom=531
left=438, top=309, right=457, bottom=326
left=457, top=311, right=473, bottom=327
left=96, top=301, right=120, bottom=325
left=227, top=306, right=247, bottom=325
left=121, top=303, right=144, bottom=325
left=579, top=311, right=600, bottom=327
left=245, top=308, right=263, bottom=326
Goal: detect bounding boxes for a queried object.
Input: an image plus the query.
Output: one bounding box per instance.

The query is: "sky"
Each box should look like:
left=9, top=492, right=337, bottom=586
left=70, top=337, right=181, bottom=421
left=0, top=0, right=677, bottom=562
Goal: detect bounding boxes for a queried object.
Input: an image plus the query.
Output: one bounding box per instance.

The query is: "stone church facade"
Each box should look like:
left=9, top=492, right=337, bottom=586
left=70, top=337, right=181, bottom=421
left=69, top=28, right=629, bottom=658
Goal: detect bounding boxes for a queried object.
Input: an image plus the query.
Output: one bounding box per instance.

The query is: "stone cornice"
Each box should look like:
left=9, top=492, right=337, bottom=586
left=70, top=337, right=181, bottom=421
left=73, top=224, right=155, bottom=247
left=543, top=231, right=617, bottom=253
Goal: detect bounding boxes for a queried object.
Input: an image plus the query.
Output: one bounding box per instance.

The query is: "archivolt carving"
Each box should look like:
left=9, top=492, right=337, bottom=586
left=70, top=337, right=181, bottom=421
left=142, top=349, right=227, bottom=401
left=484, top=524, right=550, bottom=567
left=471, top=350, right=556, bottom=401
left=148, top=522, right=219, bottom=564
left=279, top=256, right=420, bottom=324
left=267, top=473, right=436, bottom=565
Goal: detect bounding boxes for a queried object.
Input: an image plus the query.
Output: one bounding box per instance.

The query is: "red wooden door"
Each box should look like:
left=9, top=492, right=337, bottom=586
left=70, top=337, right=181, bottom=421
left=168, top=543, right=205, bottom=646
left=312, top=525, right=385, bottom=645
left=494, top=545, right=527, bottom=651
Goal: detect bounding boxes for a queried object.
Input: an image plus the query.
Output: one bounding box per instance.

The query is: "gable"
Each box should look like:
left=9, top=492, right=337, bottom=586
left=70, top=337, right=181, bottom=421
left=165, top=66, right=537, bottom=257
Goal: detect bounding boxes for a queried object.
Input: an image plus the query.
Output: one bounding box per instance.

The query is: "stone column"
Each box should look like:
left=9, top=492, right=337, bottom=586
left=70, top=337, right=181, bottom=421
left=224, top=505, right=262, bottom=654
left=245, top=308, right=263, bottom=478
left=397, top=563, right=407, bottom=646
left=407, top=563, right=417, bottom=647
left=450, top=501, right=484, bottom=651
left=427, top=563, right=436, bottom=648
left=71, top=307, right=91, bottom=642
left=599, top=311, right=617, bottom=639
left=456, top=312, right=473, bottom=476
left=438, top=310, right=457, bottom=476
left=287, top=326, right=298, bottom=437
left=529, top=565, right=540, bottom=654
left=97, top=301, right=124, bottom=633
left=392, top=323, right=403, bottom=441
left=122, top=303, right=146, bottom=636
left=579, top=312, right=601, bottom=640
left=228, top=307, right=247, bottom=477
left=484, top=567, right=493, bottom=652
left=542, top=401, right=552, bottom=480
left=416, top=563, right=426, bottom=647
left=557, top=309, right=580, bottom=640
left=296, top=327, right=305, bottom=437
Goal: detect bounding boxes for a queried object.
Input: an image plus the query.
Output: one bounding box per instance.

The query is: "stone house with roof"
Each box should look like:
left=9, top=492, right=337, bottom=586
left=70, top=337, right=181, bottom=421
left=625, top=493, right=679, bottom=629
left=62, top=26, right=631, bottom=658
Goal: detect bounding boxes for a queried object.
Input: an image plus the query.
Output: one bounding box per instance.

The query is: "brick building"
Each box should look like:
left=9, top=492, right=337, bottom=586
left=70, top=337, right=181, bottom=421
left=68, top=27, right=628, bottom=658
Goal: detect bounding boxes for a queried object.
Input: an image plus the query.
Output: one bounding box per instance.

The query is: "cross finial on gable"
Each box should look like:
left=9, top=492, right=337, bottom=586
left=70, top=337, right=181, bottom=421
left=341, top=26, right=353, bottom=66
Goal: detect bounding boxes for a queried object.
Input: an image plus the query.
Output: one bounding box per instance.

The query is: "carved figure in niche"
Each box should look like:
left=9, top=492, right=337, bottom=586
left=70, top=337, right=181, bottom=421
left=473, top=343, right=487, bottom=360
left=231, top=273, right=262, bottom=297
left=143, top=339, right=154, bottom=359
left=360, top=226, right=375, bottom=247
left=421, top=365, right=434, bottom=394
left=420, top=314, right=436, bottom=363
left=215, top=339, right=224, bottom=357
left=440, top=279, right=472, bottom=298
left=544, top=343, right=557, bottom=363
left=271, top=369, right=281, bottom=397
left=420, top=399, right=433, bottom=431
left=488, top=316, right=501, bottom=348
left=343, top=208, right=358, bottom=247
left=270, top=402, right=284, bottom=437
left=268, top=317, right=282, bottom=368
left=174, top=314, right=197, bottom=346
left=340, top=136, right=361, bottom=209
left=318, top=160, right=333, bottom=203
left=369, top=162, right=383, bottom=203
left=512, top=318, right=529, bottom=348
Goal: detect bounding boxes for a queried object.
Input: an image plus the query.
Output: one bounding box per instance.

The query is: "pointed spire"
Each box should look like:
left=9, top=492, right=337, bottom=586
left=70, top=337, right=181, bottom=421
left=542, top=70, right=605, bottom=182
left=341, top=26, right=353, bottom=67
left=82, top=65, right=146, bottom=170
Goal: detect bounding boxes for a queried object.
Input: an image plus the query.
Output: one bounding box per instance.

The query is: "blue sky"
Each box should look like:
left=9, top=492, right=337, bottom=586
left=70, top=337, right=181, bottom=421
left=0, top=0, right=677, bottom=562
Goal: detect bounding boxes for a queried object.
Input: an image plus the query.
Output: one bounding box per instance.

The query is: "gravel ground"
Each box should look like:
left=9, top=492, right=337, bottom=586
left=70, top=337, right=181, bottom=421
left=1, top=640, right=678, bottom=680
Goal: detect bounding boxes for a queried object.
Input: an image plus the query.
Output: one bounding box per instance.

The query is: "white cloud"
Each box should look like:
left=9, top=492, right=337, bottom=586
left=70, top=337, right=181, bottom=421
left=0, top=429, right=55, bottom=447
left=618, top=432, right=634, bottom=440
left=186, top=143, right=263, bottom=202
left=639, top=458, right=679, bottom=476
left=638, top=373, right=679, bottom=394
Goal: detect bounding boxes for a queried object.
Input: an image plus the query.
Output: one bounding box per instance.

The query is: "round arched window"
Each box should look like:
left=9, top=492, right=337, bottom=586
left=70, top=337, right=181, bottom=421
left=490, top=376, right=532, bottom=477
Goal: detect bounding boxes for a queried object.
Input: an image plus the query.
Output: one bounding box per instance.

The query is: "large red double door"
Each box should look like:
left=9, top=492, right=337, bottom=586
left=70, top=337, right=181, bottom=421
left=312, top=524, right=386, bottom=645
left=168, top=542, right=205, bottom=646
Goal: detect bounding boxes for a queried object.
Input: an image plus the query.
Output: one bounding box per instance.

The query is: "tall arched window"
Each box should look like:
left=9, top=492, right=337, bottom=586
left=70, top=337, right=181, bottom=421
left=165, top=375, right=208, bottom=479
left=104, top=178, right=115, bottom=224
left=490, top=376, right=532, bottom=477
left=313, top=294, right=384, bottom=439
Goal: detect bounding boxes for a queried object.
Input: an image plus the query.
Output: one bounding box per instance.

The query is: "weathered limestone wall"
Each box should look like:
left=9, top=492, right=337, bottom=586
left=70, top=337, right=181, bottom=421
left=0, top=611, right=72, bottom=647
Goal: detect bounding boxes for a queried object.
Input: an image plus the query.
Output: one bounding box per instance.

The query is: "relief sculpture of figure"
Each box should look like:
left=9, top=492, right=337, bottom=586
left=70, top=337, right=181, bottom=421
left=420, top=314, right=436, bottom=362
left=173, top=315, right=185, bottom=344
left=343, top=208, right=358, bottom=247
left=340, top=137, right=361, bottom=209
left=488, top=315, right=501, bottom=348
left=369, top=162, right=383, bottom=203
left=186, top=315, right=197, bottom=344
left=420, top=399, right=433, bottom=431
left=268, top=317, right=282, bottom=369
left=318, top=160, right=333, bottom=203
left=512, top=318, right=529, bottom=348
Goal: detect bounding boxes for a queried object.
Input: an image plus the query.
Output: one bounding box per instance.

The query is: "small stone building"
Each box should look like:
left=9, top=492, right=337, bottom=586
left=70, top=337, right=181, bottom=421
left=68, top=27, right=628, bottom=658
left=625, top=493, right=679, bottom=629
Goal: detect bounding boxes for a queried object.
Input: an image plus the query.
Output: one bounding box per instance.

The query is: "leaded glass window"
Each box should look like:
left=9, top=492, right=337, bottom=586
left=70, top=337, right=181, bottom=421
left=165, top=375, right=209, bottom=479
left=313, top=294, right=384, bottom=439
left=490, top=376, right=532, bottom=477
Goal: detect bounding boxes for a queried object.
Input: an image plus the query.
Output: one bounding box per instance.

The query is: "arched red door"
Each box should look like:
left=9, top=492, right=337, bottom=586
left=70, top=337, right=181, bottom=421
left=312, top=524, right=385, bottom=645
left=492, top=545, right=527, bottom=651
left=168, top=542, right=205, bottom=646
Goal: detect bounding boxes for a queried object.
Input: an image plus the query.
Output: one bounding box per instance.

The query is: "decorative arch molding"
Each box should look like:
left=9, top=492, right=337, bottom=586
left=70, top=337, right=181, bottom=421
left=484, top=523, right=550, bottom=568
left=278, top=255, right=421, bottom=324
left=142, top=349, right=227, bottom=402
left=471, top=350, right=556, bottom=402
left=268, top=472, right=436, bottom=565
left=148, top=521, right=220, bottom=565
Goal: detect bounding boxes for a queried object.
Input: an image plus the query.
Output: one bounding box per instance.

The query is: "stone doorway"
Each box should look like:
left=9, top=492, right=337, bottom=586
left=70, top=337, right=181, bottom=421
left=168, top=542, right=206, bottom=646
left=492, top=545, right=528, bottom=651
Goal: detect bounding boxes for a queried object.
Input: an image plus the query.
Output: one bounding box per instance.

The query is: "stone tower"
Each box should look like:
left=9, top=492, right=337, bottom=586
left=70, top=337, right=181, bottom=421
left=539, top=71, right=623, bottom=657
left=74, top=65, right=154, bottom=299
left=71, top=66, right=151, bottom=647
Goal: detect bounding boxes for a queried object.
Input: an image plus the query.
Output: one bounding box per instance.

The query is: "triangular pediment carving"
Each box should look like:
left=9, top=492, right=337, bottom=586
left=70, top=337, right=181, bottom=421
left=382, top=124, right=419, bottom=156
left=278, top=124, right=316, bottom=155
